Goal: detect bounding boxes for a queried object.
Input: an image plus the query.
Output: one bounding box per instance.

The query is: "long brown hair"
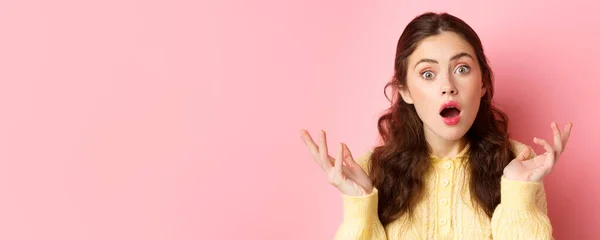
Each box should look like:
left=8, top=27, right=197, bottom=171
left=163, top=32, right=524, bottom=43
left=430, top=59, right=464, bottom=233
left=369, top=12, right=516, bottom=226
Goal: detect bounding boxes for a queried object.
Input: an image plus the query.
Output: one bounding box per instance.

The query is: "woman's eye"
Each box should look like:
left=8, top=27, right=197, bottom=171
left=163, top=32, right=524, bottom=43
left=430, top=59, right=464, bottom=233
left=421, top=71, right=435, bottom=80
left=455, top=65, right=470, bottom=74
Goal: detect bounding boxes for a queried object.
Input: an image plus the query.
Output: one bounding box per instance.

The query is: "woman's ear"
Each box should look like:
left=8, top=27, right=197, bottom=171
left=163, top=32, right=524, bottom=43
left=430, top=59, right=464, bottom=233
left=399, top=87, right=413, bottom=104
left=481, top=84, right=486, bottom=97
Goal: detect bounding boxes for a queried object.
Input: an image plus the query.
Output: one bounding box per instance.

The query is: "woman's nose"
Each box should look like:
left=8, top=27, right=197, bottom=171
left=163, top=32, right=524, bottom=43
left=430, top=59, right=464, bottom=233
left=442, top=88, right=457, bottom=95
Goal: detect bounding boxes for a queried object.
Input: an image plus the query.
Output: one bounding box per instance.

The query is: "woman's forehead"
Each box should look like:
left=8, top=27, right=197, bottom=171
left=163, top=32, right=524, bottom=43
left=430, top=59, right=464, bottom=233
left=409, top=31, right=476, bottom=63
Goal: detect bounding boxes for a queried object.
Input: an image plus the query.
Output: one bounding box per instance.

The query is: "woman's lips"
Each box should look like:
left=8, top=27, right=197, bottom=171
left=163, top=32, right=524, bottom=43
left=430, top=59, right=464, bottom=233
left=442, top=115, right=461, bottom=125
left=440, top=100, right=461, bottom=125
left=439, top=100, right=461, bottom=113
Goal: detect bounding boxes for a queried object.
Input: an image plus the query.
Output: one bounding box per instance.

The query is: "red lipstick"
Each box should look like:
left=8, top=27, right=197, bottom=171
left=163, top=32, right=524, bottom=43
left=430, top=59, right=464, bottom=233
left=439, top=101, right=461, bottom=125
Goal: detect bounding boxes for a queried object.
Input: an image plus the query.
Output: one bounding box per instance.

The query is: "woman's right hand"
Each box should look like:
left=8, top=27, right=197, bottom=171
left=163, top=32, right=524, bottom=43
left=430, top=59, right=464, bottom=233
left=300, top=129, right=373, bottom=196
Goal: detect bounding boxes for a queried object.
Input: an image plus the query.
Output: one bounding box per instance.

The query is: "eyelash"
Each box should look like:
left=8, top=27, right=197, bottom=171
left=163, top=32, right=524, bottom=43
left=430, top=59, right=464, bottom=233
left=420, top=65, right=471, bottom=80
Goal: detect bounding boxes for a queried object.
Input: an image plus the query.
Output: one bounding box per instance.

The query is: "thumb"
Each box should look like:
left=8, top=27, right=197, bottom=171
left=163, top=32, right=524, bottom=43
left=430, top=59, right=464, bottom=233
left=516, top=147, right=530, bottom=161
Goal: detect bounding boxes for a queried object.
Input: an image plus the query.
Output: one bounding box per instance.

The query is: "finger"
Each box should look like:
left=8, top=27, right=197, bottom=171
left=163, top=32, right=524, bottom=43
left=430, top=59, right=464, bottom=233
left=300, top=129, right=330, bottom=170
left=300, top=129, right=319, bottom=157
left=534, top=137, right=554, bottom=154
left=340, top=144, right=361, bottom=179
left=341, top=143, right=357, bottom=168
left=335, top=143, right=343, bottom=176
left=340, top=144, right=372, bottom=192
left=319, top=130, right=332, bottom=170
left=300, top=130, right=344, bottom=170
left=551, top=122, right=563, bottom=155
left=561, top=122, right=573, bottom=149
left=543, top=151, right=556, bottom=168
left=516, top=147, right=530, bottom=161
left=534, top=137, right=557, bottom=165
left=341, top=162, right=353, bottom=177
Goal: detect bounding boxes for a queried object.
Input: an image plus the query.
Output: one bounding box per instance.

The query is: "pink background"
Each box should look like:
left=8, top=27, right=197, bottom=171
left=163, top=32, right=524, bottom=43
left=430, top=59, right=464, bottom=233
left=0, top=0, right=598, bottom=239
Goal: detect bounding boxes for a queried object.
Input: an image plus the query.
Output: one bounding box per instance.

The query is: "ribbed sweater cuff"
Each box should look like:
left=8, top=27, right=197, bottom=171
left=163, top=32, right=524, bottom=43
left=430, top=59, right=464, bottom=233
left=341, top=187, right=379, bottom=224
left=501, top=176, right=542, bottom=209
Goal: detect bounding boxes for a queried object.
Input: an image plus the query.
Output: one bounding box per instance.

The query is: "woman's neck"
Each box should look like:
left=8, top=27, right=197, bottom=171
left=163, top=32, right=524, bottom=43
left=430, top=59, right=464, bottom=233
left=424, top=130, right=468, bottom=159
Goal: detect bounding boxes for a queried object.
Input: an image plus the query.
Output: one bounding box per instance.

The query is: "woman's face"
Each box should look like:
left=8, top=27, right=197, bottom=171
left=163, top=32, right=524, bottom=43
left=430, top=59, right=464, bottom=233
left=401, top=31, right=486, bottom=142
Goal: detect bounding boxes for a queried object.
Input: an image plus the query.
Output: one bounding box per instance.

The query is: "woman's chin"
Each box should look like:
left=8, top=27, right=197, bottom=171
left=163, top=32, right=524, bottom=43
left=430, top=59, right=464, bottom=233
left=438, top=128, right=469, bottom=141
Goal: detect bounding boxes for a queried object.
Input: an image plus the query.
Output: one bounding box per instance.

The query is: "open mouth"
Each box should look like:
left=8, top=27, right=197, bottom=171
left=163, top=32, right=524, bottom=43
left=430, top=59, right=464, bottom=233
left=440, top=106, right=461, bottom=118
left=439, top=101, right=461, bottom=125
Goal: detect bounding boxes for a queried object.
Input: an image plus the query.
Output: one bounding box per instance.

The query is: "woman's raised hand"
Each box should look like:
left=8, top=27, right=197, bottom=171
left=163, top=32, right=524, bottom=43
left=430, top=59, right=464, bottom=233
left=503, top=122, right=572, bottom=182
left=300, top=129, right=373, bottom=196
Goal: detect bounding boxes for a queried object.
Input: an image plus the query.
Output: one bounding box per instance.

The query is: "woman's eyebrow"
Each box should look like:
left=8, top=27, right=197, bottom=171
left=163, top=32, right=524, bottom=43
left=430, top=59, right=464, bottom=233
left=414, top=58, right=437, bottom=70
left=450, top=52, right=473, bottom=61
left=413, top=52, right=474, bottom=70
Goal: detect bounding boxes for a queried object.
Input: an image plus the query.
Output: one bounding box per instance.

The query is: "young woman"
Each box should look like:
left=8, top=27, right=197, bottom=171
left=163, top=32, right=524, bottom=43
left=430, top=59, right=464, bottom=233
left=300, top=12, right=572, bottom=240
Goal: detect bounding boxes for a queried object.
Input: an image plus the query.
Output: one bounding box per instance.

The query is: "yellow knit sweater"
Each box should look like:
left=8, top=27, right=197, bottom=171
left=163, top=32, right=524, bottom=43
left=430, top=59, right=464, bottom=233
left=335, top=140, right=553, bottom=240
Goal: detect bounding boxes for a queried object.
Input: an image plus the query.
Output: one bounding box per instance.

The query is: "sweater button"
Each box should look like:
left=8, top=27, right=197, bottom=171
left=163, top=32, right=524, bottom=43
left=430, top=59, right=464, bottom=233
left=443, top=162, right=452, bottom=170
left=440, top=198, right=448, bottom=206
left=440, top=218, right=447, bottom=225
left=441, top=179, right=449, bottom=186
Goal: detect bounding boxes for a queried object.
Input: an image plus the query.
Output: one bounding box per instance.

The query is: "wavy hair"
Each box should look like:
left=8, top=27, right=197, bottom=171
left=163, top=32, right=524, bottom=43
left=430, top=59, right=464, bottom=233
left=369, top=12, right=516, bottom=226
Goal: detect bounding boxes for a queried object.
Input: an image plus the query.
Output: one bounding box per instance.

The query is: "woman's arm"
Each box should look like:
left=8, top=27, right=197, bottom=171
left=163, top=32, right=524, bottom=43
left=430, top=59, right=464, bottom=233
left=490, top=176, right=553, bottom=240
left=491, top=143, right=554, bottom=240
left=335, top=188, right=387, bottom=239
left=334, top=151, right=387, bottom=240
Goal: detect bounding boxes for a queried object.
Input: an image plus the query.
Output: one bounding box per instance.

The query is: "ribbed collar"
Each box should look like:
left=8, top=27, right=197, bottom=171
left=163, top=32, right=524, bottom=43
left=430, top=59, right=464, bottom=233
left=429, top=142, right=471, bottom=162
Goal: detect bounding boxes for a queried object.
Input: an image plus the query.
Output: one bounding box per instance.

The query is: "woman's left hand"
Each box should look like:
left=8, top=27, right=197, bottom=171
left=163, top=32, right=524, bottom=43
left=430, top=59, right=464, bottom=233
left=503, top=122, right=573, bottom=182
